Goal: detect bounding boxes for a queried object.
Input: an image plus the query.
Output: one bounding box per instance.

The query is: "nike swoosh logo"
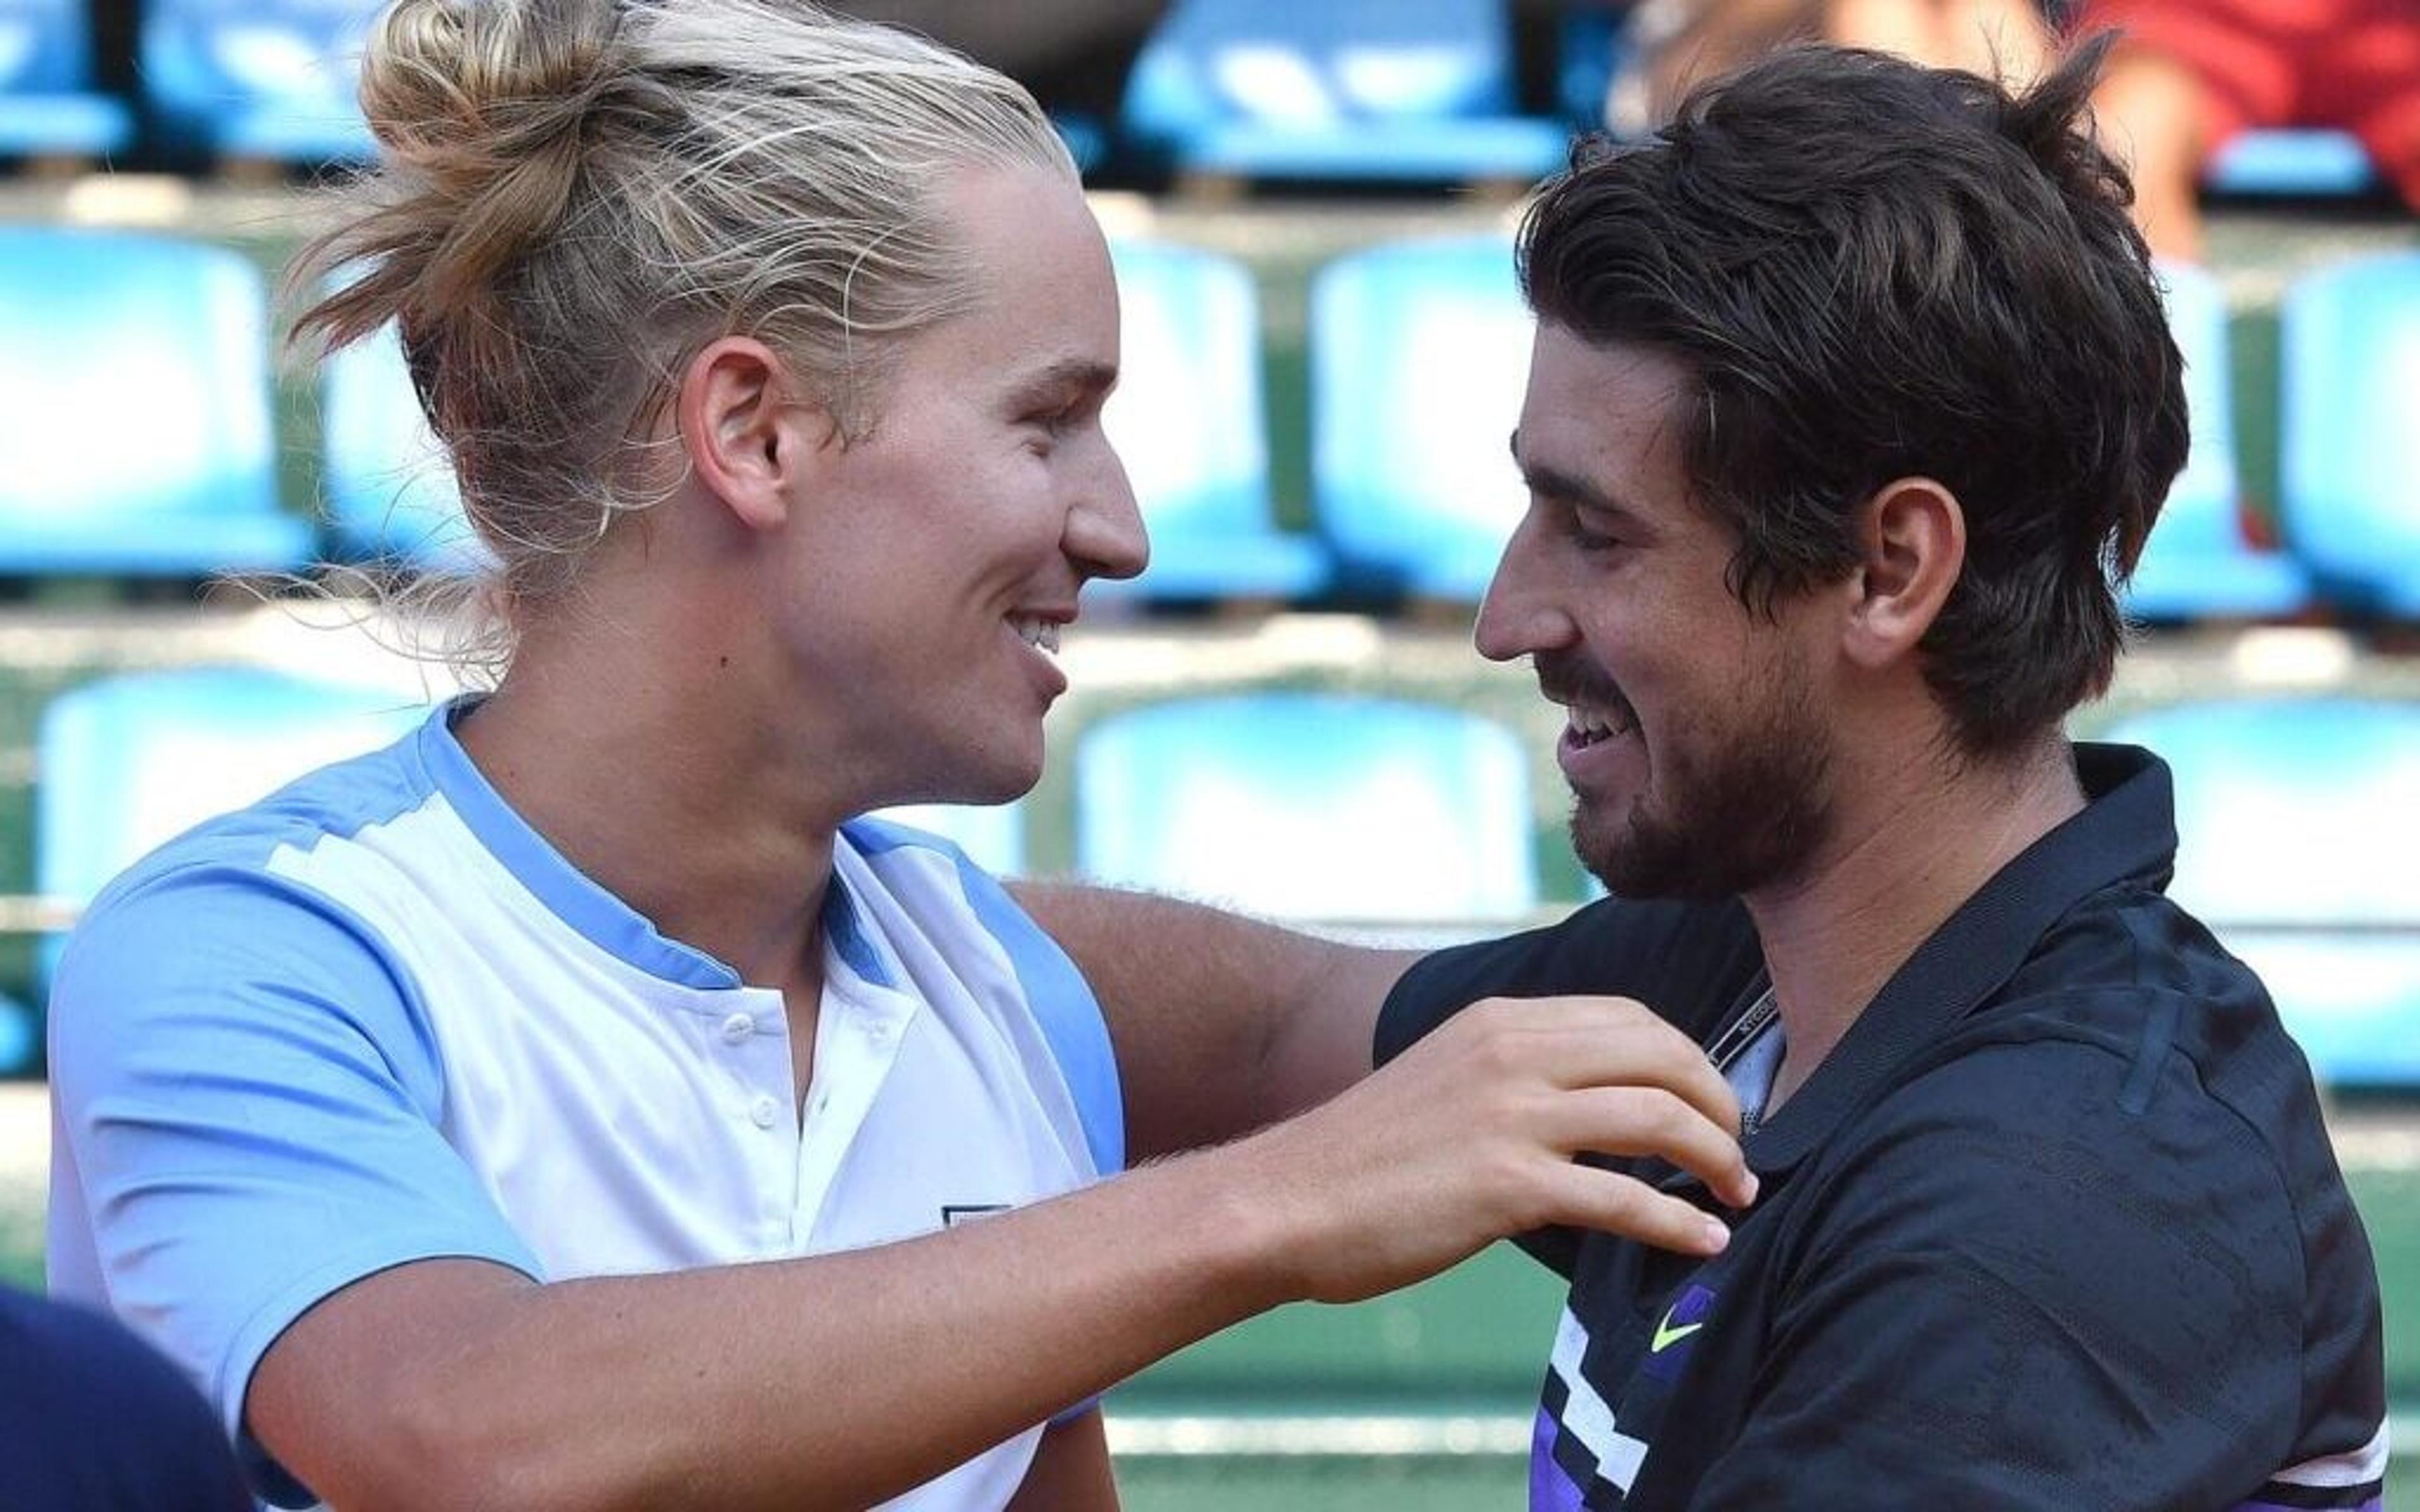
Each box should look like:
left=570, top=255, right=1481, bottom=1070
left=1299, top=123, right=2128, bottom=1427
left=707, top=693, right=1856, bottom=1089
left=1651, top=1317, right=1704, bottom=1353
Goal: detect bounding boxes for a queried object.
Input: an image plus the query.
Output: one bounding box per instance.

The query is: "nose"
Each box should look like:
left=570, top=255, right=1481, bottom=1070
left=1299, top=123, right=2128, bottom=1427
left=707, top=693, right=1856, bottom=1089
left=1069, top=433, right=1150, bottom=583
left=1472, top=507, right=1574, bottom=663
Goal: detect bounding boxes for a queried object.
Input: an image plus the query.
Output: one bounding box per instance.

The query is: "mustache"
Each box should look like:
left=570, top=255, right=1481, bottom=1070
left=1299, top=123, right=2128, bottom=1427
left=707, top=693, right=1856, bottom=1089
left=1534, top=651, right=1628, bottom=710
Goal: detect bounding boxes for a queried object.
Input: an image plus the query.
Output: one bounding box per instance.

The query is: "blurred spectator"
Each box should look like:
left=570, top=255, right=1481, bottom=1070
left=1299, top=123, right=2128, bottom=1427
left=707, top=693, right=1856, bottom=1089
left=826, top=1, right=1170, bottom=120
left=1600, top=0, right=2053, bottom=133
left=2077, top=0, right=2420, bottom=261
left=0, top=1286, right=249, bottom=1511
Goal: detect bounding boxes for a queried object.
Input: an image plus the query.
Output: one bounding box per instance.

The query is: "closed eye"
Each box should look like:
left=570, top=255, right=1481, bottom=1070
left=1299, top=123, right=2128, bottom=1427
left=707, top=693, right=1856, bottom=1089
left=1553, top=498, right=1631, bottom=554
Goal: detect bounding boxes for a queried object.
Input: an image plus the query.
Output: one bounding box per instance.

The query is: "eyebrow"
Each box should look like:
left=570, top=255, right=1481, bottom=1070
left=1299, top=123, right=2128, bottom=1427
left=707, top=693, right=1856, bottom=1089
left=1509, top=430, right=1654, bottom=535
left=1005, top=357, right=1119, bottom=411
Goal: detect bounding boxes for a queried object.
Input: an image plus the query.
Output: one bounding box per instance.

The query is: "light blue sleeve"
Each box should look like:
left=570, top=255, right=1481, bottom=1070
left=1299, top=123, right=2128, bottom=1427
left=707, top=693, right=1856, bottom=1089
left=952, top=857, right=1126, bottom=1179
left=843, top=820, right=1123, bottom=1435
left=47, top=860, right=543, bottom=1508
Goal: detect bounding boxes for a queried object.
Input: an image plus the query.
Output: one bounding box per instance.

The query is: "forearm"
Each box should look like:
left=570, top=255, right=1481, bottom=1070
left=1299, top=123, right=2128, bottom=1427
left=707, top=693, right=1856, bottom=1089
left=1013, top=880, right=1418, bottom=1156
left=257, top=995, right=1754, bottom=1512
left=266, top=1145, right=1293, bottom=1512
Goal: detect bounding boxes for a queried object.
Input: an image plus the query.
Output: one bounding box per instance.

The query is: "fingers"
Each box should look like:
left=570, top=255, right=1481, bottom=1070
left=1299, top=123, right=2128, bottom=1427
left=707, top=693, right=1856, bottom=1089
left=1540, top=1161, right=1735, bottom=1259
left=1536, top=1085, right=1758, bottom=1212
left=1444, top=995, right=1746, bottom=1145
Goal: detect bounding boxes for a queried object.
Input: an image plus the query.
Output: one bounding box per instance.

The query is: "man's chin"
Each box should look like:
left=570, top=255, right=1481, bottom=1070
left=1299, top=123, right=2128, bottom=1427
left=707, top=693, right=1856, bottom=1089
left=1574, top=803, right=1749, bottom=904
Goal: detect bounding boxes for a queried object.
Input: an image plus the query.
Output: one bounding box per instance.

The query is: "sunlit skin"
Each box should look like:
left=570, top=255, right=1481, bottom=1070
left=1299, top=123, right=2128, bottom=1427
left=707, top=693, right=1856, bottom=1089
left=759, top=163, right=1150, bottom=815
left=1478, top=329, right=1842, bottom=903
left=458, top=162, right=1148, bottom=1011
left=1477, top=323, right=2085, bottom=1109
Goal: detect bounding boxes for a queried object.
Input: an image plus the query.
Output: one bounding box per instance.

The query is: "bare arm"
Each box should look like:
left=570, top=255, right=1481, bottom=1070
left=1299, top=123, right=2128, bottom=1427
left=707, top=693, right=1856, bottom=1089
left=249, top=995, right=1753, bottom=1512
left=1012, top=881, right=1420, bottom=1160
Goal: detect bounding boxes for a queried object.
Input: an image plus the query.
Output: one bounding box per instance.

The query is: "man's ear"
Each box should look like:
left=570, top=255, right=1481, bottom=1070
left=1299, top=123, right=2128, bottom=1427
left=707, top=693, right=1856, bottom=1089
left=675, top=336, right=836, bottom=532
left=1842, top=476, right=1965, bottom=671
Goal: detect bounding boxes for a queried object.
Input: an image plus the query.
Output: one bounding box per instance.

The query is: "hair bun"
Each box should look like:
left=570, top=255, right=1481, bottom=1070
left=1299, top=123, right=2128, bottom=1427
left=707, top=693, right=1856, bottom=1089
left=356, top=0, right=622, bottom=316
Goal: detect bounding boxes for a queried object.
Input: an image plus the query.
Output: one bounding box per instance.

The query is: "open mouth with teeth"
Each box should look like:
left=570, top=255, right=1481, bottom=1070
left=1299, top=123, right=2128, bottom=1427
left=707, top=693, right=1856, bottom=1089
left=1562, top=693, right=1640, bottom=750
left=1010, top=616, right=1062, bottom=655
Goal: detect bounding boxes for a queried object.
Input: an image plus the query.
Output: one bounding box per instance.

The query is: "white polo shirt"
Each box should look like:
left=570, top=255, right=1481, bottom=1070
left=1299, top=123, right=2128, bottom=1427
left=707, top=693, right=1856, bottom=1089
left=45, top=703, right=1122, bottom=1511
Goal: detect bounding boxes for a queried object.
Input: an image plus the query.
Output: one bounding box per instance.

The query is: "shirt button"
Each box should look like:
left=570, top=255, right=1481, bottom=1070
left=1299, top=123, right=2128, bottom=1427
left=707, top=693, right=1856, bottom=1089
left=720, top=1012, right=755, bottom=1046
left=749, top=1095, right=780, bottom=1129
left=866, top=1018, right=892, bottom=1044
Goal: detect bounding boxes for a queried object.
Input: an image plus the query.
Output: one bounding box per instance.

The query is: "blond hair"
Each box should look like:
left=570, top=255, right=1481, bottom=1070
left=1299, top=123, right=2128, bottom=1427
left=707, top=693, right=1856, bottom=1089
left=291, top=0, right=1075, bottom=672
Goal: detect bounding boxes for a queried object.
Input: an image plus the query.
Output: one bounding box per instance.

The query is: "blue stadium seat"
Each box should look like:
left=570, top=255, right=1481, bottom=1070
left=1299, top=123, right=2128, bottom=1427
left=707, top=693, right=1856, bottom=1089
left=321, top=323, right=491, bottom=574
left=2124, top=261, right=2309, bottom=620
left=1121, top=0, right=1569, bottom=183
left=2105, top=697, right=2420, bottom=1089
left=13, top=667, right=429, bottom=1073
left=1100, top=239, right=1327, bottom=601
left=2280, top=251, right=2420, bottom=616
left=141, top=0, right=379, bottom=164
left=0, top=229, right=314, bottom=576
left=867, top=802, right=1028, bottom=878
left=1075, top=691, right=1535, bottom=924
left=1555, top=6, right=1620, bottom=129
left=1055, top=112, right=1109, bottom=176
left=2206, top=129, right=2380, bottom=198
left=0, top=987, right=35, bottom=1077
left=0, top=0, right=133, bottom=156
left=1311, top=234, right=1531, bottom=600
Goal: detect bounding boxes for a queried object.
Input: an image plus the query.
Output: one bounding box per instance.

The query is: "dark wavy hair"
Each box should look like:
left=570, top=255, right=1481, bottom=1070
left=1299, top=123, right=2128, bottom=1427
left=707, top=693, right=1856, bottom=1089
left=1518, top=35, right=2187, bottom=757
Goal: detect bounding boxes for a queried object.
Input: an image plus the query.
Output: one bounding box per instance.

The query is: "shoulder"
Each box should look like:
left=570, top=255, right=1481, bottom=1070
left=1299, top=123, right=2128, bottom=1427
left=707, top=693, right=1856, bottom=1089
left=1957, top=883, right=2366, bottom=1292
left=86, top=714, right=439, bottom=901
left=838, top=818, right=1122, bottom=1176
left=1791, top=1027, right=2344, bottom=1391
left=1814, top=1031, right=2300, bottom=1271
left=838, top=816, right=1090, bottom=1003
left=51, top=739, right=457, bottom=1126
left=1754, top=1027, right=2378, bottom=1492
left=1379, top=895, right=1760, bottom=1063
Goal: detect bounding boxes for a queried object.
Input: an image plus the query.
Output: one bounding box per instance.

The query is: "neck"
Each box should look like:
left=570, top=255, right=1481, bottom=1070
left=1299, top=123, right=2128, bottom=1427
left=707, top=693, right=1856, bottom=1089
left=1744, top=730, right=2084, bottom=1104
left=454, top=600, right=844, bottom=992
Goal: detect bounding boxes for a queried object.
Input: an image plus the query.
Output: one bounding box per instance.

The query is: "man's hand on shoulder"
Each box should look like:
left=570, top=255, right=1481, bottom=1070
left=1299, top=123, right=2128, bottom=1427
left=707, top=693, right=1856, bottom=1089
left=1229, top=994, right=1754, bottom=1304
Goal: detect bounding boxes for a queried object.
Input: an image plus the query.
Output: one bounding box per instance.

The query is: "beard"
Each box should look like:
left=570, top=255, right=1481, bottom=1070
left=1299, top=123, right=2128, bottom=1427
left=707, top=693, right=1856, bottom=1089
left=1545, top=648, right=1836, bottom=902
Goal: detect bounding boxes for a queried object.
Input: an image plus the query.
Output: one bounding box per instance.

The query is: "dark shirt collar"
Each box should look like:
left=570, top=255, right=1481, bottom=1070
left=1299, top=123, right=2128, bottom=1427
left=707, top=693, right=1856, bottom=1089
left=1743, top=742, right=2177, bottom=1172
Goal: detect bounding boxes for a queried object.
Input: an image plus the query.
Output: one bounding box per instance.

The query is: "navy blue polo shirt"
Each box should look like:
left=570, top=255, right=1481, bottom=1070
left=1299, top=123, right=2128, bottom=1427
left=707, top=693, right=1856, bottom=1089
left=1378, top=744, right=2387, bottom=1509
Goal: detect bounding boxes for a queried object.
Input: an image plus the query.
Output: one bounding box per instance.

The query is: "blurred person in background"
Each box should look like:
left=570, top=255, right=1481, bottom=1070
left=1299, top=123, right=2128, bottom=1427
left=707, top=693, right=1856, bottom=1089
left=1027, top=39, right=2386, bottom=1508
left=2077, top=0, right=2420, bottom=261
left=826, top=1, right=1170, bottom=122
left=1589, top=0, right=2053, bottom=133
left=0, top=1286, right=250, bottom=1511
left=42, top=3, right=1751, bottom=1509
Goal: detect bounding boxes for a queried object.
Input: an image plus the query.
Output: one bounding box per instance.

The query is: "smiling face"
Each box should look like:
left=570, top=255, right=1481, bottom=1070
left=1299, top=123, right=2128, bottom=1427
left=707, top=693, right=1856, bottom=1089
left=773, top=161, right=1146, bottom=811
left=1477, top=325, right=1838, bottom=901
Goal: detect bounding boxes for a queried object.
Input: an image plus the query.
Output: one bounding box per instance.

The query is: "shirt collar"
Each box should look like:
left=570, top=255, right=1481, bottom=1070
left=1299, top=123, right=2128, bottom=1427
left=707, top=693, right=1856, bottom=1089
left=1742, top=742, right=2177, bottom=1172
left=416, top=696, right=887, bottom=994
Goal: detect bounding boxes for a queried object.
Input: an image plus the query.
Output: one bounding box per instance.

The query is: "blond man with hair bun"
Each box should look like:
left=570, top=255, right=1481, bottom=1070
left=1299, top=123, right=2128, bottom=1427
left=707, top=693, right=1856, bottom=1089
left=43, top=3, right=1752, bottom=1509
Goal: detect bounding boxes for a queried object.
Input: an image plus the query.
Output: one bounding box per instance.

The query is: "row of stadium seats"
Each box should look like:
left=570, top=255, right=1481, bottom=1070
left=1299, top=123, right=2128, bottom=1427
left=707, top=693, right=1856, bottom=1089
left=0, top=0, right=2392, bottom=195
left=4, top=223, right=2419, bottom=616
left=2, top=665, right=2415, bottom=1093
